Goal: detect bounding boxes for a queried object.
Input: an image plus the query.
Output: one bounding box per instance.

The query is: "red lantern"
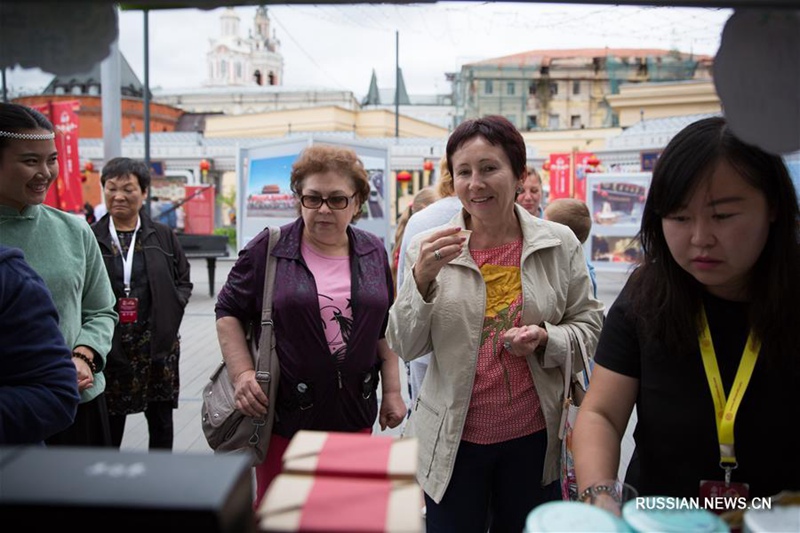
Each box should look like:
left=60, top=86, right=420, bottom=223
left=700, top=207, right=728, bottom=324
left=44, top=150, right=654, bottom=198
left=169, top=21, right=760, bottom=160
left=542, top=160, right=551, bottom=172
left=199, top=159, right=211, bottom=172
left=423, top=160, right=434, bottom=172
left=587, top=155, right=600, bottom=168
left=84, top=161, right=94, bottom=172
left=396, top=170, right=412, bottom=182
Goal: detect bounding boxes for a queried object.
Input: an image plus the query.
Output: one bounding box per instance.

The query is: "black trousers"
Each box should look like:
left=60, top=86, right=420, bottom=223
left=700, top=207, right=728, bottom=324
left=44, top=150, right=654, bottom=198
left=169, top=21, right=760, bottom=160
left=108, top=400, right=174, bottom=450
left=45, top=393, right=113, bottom=448
left=424, top=430, right=559, bottom=533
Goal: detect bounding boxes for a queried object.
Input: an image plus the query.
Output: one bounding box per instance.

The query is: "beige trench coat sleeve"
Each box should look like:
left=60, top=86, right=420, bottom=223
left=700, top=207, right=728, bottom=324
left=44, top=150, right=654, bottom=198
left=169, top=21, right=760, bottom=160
left=538, top=235, right=604, bottom=373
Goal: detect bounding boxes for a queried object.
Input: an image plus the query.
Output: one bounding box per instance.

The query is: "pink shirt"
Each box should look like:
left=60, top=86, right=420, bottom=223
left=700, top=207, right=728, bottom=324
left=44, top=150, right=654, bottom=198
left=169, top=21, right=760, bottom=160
left=461, top=240, right=546, bottom=444
left=301, top=242, right=353, bottom=364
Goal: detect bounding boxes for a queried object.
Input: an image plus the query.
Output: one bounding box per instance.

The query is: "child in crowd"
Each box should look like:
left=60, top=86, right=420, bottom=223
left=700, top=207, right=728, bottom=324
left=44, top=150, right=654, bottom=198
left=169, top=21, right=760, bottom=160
left=544, top=198, right=597, bottom=297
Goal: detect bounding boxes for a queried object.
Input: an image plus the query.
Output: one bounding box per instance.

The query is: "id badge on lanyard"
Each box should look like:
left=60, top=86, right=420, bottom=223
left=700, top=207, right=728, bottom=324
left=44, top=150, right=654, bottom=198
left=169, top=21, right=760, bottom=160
left=118, top=296, right=139, bottom=324
left=110, top=217, right=141, bottom=324
left=697, top=306, right=759, bottom=501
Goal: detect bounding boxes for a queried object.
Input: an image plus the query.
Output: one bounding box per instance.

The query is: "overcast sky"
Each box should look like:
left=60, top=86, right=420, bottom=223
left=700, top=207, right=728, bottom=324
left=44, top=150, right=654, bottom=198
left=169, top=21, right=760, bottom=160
left=5, top=2, right=733, bottom=99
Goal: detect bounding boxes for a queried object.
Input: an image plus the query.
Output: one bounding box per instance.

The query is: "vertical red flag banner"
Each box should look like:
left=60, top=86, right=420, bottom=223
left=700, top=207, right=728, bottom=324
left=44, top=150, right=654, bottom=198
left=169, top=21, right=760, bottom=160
left=30, top=101, right=83, bottom=213
left=573, top=152, right=594, bottom=203
left=29, top=103, right=59, bottom=208
left=52, top=101, right=83, bottom=213
left=548, top=153, right=572, bottom=201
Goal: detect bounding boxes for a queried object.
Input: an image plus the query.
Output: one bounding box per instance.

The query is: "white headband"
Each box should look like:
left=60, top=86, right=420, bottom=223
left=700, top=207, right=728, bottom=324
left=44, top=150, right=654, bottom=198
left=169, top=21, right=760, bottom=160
left=0, top=130, right=56, bottom=140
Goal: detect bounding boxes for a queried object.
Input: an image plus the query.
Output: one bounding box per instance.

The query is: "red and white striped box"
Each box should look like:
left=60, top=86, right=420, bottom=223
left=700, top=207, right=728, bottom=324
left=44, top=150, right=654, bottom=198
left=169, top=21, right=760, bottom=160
left=258, top=474, right=423, bottom=532
left=280, top=431, right=417, bottom=481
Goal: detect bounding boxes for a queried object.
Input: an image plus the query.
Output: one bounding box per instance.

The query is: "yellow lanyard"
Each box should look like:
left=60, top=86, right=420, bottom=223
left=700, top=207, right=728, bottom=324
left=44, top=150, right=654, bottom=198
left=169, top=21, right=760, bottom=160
left=698, top=306, right=760, bottom=485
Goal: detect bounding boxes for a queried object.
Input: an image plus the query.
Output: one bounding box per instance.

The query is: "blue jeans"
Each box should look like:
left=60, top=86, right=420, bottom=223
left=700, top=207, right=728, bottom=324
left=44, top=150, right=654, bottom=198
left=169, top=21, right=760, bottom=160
left=424, top=430, right=559, bottom=533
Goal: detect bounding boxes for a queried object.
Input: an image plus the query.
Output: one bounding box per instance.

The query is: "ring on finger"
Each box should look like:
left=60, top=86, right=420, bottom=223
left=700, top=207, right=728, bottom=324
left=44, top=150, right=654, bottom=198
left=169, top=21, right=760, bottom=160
left=434, top=248, right=442, bottom=261
left=503, top=341, right=512, bottom=351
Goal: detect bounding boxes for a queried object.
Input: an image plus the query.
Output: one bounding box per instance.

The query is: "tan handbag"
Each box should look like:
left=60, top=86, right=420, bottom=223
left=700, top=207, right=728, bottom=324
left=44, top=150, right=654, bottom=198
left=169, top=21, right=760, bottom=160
left=201, top=226, right=281, bottom=465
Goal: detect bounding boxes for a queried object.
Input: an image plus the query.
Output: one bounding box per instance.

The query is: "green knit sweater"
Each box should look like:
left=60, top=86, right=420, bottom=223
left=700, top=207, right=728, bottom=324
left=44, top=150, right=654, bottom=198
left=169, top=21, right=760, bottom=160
left=0, top=204, right=117, bottom=403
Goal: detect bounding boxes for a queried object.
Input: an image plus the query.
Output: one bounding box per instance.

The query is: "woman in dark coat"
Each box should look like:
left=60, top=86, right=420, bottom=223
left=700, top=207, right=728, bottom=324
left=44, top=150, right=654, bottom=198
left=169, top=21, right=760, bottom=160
left=92, top=157, right=192, bottom=450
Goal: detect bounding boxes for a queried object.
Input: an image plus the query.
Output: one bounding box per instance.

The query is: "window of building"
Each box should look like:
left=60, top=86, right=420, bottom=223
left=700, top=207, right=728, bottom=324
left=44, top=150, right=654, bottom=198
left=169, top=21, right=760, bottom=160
left=550, top=82, right=558, bottom=96
left=527, top=115, right=538, bottom=130
left=506, top=82, right=515, bottom=96
left=220, top=60, right=228, bottom=78
left=540, top=66, right=550, bottom=75
left=71, top=85, right=83, bottom=95
left=571, top=115, right=582, bottom=128
left=529, top=82, right=537, bottom=95
left=572, top=81, right=580, bottom=95
left=549, top=114, right=560, bottom=129
left=87, top=84, right=100, bottom=96
left=485, top=80, right=494, bottom=95
left=55, top=86, right=65, bottom=95
left=235, top=62, right=242, bottom=80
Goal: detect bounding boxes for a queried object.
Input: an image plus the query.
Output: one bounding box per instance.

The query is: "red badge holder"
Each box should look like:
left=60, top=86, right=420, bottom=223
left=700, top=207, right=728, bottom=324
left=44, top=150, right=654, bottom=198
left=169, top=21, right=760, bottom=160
left=699, top=479, right=750, bottom=501
left=700, top=464, right=750, bottom=517
left=118, top=297, right=139, bottom=324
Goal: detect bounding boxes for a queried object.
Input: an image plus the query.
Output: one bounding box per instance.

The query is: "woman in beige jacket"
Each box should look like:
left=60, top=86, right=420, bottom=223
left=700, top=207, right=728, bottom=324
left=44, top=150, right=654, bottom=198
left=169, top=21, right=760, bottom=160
left=387, top=115, right=604, bottom=533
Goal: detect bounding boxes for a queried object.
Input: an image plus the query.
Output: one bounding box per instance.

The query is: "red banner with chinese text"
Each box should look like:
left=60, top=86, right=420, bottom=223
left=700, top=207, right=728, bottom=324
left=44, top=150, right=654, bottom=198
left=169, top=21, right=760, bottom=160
left=548, top=152, right=595, bottom=202
left=548, top=153, right=572, bottom=201
left=184, top=185, right=216, bottom=234
left=31, top=101, right=83, bottom=213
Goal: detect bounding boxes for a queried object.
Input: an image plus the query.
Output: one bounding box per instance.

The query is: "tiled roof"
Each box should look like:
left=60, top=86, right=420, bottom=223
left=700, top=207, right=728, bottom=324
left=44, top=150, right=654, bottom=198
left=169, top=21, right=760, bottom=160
left=42, top=52, right=148, bottom=98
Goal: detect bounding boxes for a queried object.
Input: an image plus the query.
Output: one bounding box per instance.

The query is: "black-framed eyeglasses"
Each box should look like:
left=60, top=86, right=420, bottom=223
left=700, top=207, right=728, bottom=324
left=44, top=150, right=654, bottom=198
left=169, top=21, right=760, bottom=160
left=300, top=194, right=355, bottom=210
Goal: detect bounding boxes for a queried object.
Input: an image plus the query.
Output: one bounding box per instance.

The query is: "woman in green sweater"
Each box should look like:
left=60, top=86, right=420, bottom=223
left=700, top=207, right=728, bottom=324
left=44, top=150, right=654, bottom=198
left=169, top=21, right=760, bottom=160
left=0, top=103, right=117, bottom=447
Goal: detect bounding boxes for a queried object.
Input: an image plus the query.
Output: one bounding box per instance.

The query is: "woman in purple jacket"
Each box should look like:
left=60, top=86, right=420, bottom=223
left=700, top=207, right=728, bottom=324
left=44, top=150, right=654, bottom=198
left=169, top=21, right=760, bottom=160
left=215, top=144, right=406, bottom=507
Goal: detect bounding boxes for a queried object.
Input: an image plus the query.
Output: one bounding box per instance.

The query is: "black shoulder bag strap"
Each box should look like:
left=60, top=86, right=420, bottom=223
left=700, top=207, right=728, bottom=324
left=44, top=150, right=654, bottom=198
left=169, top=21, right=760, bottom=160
left=251, top=226, right=281, bottom=450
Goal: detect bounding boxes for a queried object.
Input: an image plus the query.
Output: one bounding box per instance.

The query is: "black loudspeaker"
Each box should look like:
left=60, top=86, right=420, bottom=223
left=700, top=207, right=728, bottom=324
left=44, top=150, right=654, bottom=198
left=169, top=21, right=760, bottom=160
left=0, top=447, right=254, bottom=532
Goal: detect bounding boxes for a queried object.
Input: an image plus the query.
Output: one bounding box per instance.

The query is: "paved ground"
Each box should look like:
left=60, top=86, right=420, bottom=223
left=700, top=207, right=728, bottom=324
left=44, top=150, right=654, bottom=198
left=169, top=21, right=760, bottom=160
left=121, top=257, right=637, bottom=479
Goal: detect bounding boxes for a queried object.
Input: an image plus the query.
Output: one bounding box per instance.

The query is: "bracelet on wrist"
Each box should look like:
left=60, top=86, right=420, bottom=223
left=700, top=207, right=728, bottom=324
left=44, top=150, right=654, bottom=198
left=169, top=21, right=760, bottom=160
left=578, top=484, right=620, bottom=504
left=72, top=352, right=97, bottom=374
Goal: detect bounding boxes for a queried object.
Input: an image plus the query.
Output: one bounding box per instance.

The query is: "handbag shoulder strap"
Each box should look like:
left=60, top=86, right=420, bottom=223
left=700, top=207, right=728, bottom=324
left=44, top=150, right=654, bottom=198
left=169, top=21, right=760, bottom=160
left=255, top=226, right=281, bottom=371
left=574, top=333, right=593, bottom=383
left=562, top=330, right=575, bottom=403
left=562, top=329, right=593, bottom=401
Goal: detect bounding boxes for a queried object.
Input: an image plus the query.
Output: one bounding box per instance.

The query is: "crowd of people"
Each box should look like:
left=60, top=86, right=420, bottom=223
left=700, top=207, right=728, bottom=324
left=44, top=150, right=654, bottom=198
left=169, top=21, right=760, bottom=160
left=2, top=100, right=798, bottom=529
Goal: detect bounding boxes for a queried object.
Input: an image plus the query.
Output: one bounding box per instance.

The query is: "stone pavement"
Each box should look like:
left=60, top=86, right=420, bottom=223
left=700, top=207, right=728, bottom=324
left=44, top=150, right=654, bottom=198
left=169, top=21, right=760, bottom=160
left=121, top=258, right=637, bottom=480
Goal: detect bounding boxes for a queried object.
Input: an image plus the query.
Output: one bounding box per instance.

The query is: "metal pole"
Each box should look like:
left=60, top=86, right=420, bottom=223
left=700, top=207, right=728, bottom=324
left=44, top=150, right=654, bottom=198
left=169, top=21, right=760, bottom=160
left=395, top=31, right=399, bottom=138
left=143, top=9, right=152, bottom=216
left=1, top=68, right=8, bottom=103
left=101, top=37, right=122, bottom=161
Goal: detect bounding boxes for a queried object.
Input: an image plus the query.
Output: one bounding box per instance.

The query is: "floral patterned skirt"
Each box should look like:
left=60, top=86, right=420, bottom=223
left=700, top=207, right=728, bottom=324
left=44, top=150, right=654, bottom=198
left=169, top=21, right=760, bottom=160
left=104, top=321, right=180, bottom=416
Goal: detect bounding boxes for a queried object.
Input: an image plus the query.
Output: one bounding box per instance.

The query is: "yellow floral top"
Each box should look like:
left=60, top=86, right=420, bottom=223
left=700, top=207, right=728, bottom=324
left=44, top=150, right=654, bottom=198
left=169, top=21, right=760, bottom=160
left=462, top=239, right=546, bottom=444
